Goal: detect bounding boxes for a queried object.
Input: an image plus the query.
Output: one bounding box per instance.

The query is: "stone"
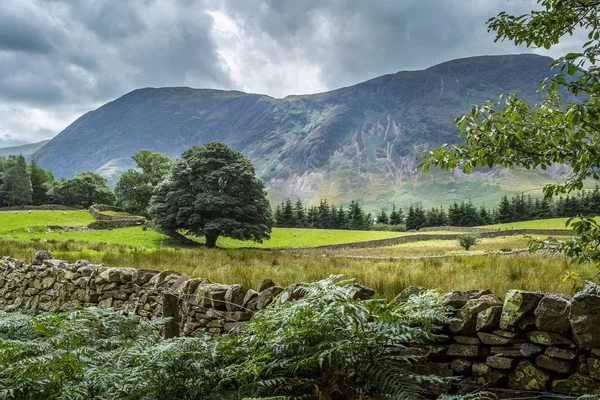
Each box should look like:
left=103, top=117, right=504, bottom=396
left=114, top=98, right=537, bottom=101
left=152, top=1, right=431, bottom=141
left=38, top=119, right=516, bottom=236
left=449, top=295, right=503, bottom=335
left=477, top=332, right=525, bottom=345
left=551, top=373, right=600, bottom=395
left=454, top=336, right=481, bottom=345
left=476, top=306, right=502, bottom=332
left=223, top=322, right=240, bottom=332
left=486, top=356, right=517, bottom=370
left=195, top=283, right=229, bottom=310
left=169, top=274, right=189, bottom=291
left=525, top=331, right=572, bottom=346
left=467, top=289, right=494, bottom=299
left=349, top=283, right=375, bottom=300
left=472, top=363, right=507, bottom=387
left=545, top=347, right=577, bottom=361
left=578, top=355, right=589, bottom=374
left=491, top=329, right=523, bottom=339
left=135, top=269, right=160, bottom=285
left=593, top=349, right=600, bottom=357
left=225, top=311, right=252, bottom=322
left=247, top=286, right=284, bottom=310
left=518, top=315, right=537, bottom=331
left=99, top=268, right=122, bottom=283
left=508, top=360, right=550, bottom=391
left=588, top=357, right=600, bottom=380
left=570, top=292, right=600, bottom=349
left=447, top=344, right=488, bottom=358
left=118, top=269, right=135, bottom=283
left=441, top=290, right=469, bottom=309
left=395, top=285, right=426, bottom=304
left=98, top=298, right=112, bottom=309
left=427, top=345, right=449, bottom=360
left=32, top=250, right=53, bottom=265
left=583, top=283, right=600, bottom=295
left=242, top=289, right=258, bottom=307
left=259, top=278, right=275, bottom=292
left=534, top=294, right=571, bottom=335
left=535, top=354, right=573, bottom=375
left=450, top=359, right=472, bottom=374
left=500, top=290, right=544, bottom=329
left=490, top=343, right=545, bottom=358
left=41, top=276, right=55, bottom=289
left=224, top=284, right=248, bottom=311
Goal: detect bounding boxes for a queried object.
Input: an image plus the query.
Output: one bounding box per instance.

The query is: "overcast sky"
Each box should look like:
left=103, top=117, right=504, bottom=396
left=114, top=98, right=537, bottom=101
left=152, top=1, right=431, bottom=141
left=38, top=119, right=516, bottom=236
left=0, top=0, right=586, bottom=147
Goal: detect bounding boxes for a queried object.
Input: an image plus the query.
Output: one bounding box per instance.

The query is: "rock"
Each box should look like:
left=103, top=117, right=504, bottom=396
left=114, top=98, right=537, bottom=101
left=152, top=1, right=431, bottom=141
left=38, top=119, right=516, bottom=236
left=525, top=331, right=572, bottom=346
left=476, top=306, right=502, bottom=332
left=455, top=336, right=481, bottom=345
left=396, top=285, right=426, bottom=304
left=583, top=283, right=600, bottom=295
left=570, top=292, right=600, bottom=348
left=224, top=284, right=248, bottom=311
left=592, top=349, right=600, bottom=357
left=135, top=269, right=160, bottom=285
left=169, top=274, right=189, bottom=291
left=195, top=283, right=229, bottom=310
left=486, top=356, right=518, bottom=370
left=349, top=283, right=375, bottom=300
left=518, top=315, right=537, bottom=331
left=118, top=269, right=136, bottom=284
left=450, top=359, right=472, bottom=374
left=449, top=295, right=502, bottom=335
left=545, top=347, right=577, bottom=361
left=551, top=373, right=600, bottom=395
left=467, top=289, right=494, bottom=299
left=259, top=278, right=275, bottom=292
left=447, top=344, right=488, bottom=358
left=588, top=357, right=600, bottom=380
left=535, top=354, right=573, bottom=375
left=491, top=329, right=523, bottom=339
left=472, top=363, right=507, bottom=387
left=490, top=343, right=545, bottom=358
left=534, top=294, right=571, bottom=335
left=427, top=345, right=449, bottom=360
left=32, top=250, right=53, bottom=265
left=578, top=355, right=590, bottom=374
left=477, top=332, right=525, bottom=345
left=508, top=360, right=550, bottom=391
left=247, top=286, right=284, bottom=310
left=99, top=268, right=123, bottom=283
left=500, top=290, right=544, bottom=329
left=242, top=289, right=259, bottom=307
left=98, top=298, right=113, bottom=309
left=441, top=290, right=469, bottom=309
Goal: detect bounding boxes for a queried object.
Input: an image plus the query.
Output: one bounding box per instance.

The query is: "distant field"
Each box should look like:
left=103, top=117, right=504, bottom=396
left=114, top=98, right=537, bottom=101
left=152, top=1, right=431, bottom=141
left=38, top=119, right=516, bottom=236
left=480, top=218, right=572, bottom=230
left=0, top=210, right=95, bottom=234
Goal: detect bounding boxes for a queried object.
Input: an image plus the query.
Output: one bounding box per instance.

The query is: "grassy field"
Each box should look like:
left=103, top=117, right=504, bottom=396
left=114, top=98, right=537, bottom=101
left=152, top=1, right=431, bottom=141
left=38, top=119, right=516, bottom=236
left=480, top=217, right=572, bottom=230
left=0, top=210, right=593, bottom=298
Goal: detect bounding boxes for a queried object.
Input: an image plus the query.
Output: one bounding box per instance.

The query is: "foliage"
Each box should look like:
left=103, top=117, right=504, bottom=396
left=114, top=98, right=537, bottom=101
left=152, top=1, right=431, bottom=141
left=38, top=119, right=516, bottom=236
left=28, top=158, right=54, bottom=206
left=115, top=150, right=171, bottom=215
left=457, top=234, right=480, bottom=251
left=0, top=155, right=32, bottom=206
left=149, top=142, right=273, bottom=248
left=52, top=171, right=115, bottom=208
left=0, top=277, right=453, bottom=399
left=418, top=0, right=600, bottom=267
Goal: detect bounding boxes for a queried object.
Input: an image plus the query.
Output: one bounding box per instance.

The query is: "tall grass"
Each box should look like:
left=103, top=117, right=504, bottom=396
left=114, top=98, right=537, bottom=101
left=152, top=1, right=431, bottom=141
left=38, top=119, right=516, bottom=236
left=0, top=239, right=591, bottom=299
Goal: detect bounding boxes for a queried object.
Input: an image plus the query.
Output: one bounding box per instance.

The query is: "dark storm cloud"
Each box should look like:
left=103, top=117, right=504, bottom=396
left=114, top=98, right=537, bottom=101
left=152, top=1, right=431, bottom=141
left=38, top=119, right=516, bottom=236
left=0, top=0, right=588, bottom=146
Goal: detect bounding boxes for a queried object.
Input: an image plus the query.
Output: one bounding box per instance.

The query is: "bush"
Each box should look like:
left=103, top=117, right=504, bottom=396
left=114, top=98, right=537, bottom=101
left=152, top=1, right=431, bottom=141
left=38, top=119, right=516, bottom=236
left=371, top=223, right=406, bottom=232
left=458, top=233, right=479, bottom=251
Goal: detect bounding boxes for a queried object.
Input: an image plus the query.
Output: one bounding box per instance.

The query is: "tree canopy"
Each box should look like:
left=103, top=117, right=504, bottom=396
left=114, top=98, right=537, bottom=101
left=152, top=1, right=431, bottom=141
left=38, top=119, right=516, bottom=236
left=419, top=0, right=600, bottom=267
left=148, top=142, right=273, bottom=248
left=0, top=154, right=32, bottom=206
left=115, top=149, right=171, bottom=215
left=53, top=171, right=115, bottom=208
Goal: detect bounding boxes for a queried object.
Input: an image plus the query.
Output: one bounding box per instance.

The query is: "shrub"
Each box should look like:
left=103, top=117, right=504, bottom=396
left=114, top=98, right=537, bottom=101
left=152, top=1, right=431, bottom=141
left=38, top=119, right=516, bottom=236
left=458, top=233, right=479, bottom=251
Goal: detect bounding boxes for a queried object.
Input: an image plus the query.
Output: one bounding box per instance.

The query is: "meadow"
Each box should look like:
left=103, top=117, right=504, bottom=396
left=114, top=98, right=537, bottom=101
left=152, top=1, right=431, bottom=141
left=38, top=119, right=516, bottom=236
left=0, top=210, right=591, bottom=298
left=480, top=217, right=572, bottom=230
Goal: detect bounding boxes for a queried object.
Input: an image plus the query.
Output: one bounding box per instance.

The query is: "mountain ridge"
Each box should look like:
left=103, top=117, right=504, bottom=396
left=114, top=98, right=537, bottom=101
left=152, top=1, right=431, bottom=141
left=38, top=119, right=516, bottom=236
left=33, top=54, right=567, bottom=210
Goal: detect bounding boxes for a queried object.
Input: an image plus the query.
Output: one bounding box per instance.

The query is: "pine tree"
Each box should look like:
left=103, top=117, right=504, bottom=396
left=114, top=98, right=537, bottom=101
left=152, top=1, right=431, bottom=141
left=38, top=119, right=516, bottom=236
left=405, top=205, right=417, bottom=230
left=282, top=199, right=295, bottom=227
left=496, top=195, right=513, bottom=223
left=377, top=209, right=389, bottom=224
left=318, top=199, right=331, bottom=229
left=0, top=154, right=32, bottom=206
left=29, top=159, right=53, bottom=205
left=274, top=203, right=284, bottom=227
left=389, top=205, right=403, bottom=225
left=347, top=200, right=368, bottom=230
left=294, top=199, right=306, bottom=227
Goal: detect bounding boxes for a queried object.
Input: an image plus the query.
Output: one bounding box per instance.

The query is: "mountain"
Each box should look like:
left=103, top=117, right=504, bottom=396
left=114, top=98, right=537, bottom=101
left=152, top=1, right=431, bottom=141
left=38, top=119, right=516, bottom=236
left=0, top=140, right=51, bottom=158
left=34, top=54, right=572, bottom=210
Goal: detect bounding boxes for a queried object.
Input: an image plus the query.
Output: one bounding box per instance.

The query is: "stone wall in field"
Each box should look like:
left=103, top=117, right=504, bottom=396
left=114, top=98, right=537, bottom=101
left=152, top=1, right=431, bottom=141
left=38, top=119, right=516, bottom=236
left=0, top=251, right=296, bottom=336
left=311, top=228, right=574, bottom=250
left=3, top=251, right=600, bottom=396
left=88, top=204, right=148, bottom=229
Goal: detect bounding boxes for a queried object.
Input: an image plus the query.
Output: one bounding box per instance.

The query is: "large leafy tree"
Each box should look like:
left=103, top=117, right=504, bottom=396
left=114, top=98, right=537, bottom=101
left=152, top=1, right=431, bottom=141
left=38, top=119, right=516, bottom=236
left=53, top=171, right=115, bottom=208
left=0, top=154, right=32, bottom=206
left=115, top=149, right=171, bottom=215
left=420, top=0, right=600, bottom=267
left=29, top=158, right=55, bottom=205
left=149, top=142, right=273, bottom=248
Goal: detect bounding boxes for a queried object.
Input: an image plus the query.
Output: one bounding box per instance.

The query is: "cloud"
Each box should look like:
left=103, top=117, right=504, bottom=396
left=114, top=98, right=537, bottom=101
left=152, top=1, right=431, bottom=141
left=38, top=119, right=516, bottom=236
left=0, top=0, right=590, bottom=146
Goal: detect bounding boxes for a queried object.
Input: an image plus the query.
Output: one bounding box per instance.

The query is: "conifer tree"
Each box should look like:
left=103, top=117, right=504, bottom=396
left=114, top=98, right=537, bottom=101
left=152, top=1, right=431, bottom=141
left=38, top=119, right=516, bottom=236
left=0, top=154, right=32, bottom=206
left=294, top=199, right=306, bottom=227
left=377, top=209, right=389, bottom=224
left=29, top=159, right=54, bottom=205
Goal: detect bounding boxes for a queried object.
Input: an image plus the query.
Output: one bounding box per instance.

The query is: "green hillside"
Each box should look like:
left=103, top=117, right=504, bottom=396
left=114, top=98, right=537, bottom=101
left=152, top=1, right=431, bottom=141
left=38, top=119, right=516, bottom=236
left=0, top=140, right=50, bottom=158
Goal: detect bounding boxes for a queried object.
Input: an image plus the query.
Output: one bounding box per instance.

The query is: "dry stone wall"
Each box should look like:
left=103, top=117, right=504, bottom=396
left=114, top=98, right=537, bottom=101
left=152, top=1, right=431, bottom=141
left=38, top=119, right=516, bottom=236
left=2, top=251, right=600, bottom=397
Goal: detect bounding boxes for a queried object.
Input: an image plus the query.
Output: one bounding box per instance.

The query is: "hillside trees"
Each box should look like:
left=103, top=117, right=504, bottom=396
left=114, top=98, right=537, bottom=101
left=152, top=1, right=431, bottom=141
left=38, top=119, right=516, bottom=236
left=419, top=0, right=600, bottom=264
left=52, top=171, right=115, bottom=208
left=0, top=155, right=32, bottom=206
left=29, top=158, right=54, bottom=205
left=115, top=149, right=172, bottom=215
left=149, top=142, right=273, bottom=248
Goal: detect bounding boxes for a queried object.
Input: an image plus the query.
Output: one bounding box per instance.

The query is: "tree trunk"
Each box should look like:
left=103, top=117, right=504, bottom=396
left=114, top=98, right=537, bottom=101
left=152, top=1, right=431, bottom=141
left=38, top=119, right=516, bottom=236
left=205, top=232, right=219, bottom=248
